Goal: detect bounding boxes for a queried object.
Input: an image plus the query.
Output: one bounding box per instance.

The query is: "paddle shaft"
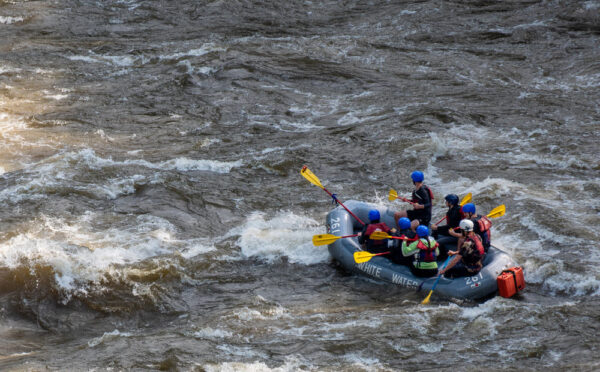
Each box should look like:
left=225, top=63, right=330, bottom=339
left=430, top=256, right=452, bottom=291
left=397, top=195, right=417, bottom=206
left=434, top=215, right=448, bottom=226
left=419, top=256, right=452, bottom=299
left=321, top=185, right=365, bottom=225
left=433, top=193, right=472, bottom=225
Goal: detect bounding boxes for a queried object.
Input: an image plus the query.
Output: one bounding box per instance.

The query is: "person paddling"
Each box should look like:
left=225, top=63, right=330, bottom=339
left=358, top=209, right=394, bottom=254
left=401, top=225, right=439, bottom=278
left=439, top=219, right=485, bottom=278
left=390, top=217, right=416, bottom=265
left=432, top=194, right=462, bottom=258
left=450, top=203, right=492, bottom=252
left=394, top=171, right=433, bottom=229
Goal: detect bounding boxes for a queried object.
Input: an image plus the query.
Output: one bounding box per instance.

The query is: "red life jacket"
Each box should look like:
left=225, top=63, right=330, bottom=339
left=473, top=215, right=492, bottom=247
left=365, top=222, right=390, bottom=247
left=466, top=234, right=485, bottom=256
left=424, top=185, right=434, bottom=201
left=416, top=238, right=438, bottom=262
left=475, top=215, right=492, bottom=233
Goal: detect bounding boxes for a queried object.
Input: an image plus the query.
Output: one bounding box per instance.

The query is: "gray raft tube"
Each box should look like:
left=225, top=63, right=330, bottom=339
left=325, top=200, right=518, bottom=300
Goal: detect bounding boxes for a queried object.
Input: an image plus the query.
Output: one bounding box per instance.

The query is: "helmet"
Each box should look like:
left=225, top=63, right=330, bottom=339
left=411, top=171, right=424, bottom=183
left=459, top=219, right=474, bottom=232
left=416, top=225, right=429, bottom=237
left=398, top=217, right=411, bottom=230
left=368, top=209, right=380, bottom=222
left=462, top=203, right=476, bottom=214
left=444, top=194, right=459, bottom=206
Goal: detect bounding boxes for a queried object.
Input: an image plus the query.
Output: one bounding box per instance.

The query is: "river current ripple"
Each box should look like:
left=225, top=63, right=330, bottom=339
left=1, top=0, right=599, bottom=370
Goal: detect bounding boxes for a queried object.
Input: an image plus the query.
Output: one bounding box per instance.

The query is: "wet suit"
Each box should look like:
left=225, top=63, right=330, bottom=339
left=434, top=204, right=462, bottom=258
left=406, top=185, right=432, bottom=226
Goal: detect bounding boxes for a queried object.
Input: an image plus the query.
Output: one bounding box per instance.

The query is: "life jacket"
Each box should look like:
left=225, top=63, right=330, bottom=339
left=411, top=184, right=434, bottom=203
left=365, top=222, right=390, bottom=248
left=462, top=234, right=484, bottom=269
left=424, top=185, right=434, bottom=201
left=473, top=215, right=492, bottom=249
left=416, top=237, right=438, bottom=263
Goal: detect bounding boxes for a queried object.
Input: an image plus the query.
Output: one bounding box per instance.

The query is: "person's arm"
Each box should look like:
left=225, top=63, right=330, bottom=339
left=440, top=254, right=461, bottom=274
left=448, top=228, right=461, bottom=238
left=436, top=225, right=450, bottom=235
left=402, top=240, right=418, bottom=257
left=357, top=224, right=369, bottom=244
left=413, top=187, right=431, bottom=210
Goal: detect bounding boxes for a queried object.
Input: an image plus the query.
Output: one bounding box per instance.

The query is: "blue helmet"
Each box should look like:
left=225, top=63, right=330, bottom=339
left=416, top=225, right=429, bottom=237
left=398, top=217, right=411, bottom=230
left=368, top=209, right=380, bottom=222
left=445, top=194, right=459, bottom=206
left=411, top=171, right=424, bottom=183
left=462, top=203, right=476, bottom=214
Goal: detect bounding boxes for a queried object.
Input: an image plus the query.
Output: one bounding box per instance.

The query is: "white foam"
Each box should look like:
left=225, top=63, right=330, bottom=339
left=418, top=342, right=443, bottom=353
left=342, top=353, right=383, bottom=370
left=0, top=149, right=243, bottom=202
left=543, top=271, right=600, bottom=296
left=321, top=317, right=383, bottom=331
left=45, top=94, right=69, bottom=100
left=87, top=329, right=132, bottom=348
left=156, top=157, right=242, bottom=173
left=0, top=16, right=24, bottom=24
left=231, top=305, right=291, bottom=321
left=0, top=212, right=209, bottom=299
left=0, top=66, right=22, bottom=74
left=95, top=129, right=114, bottom=142
left=229, top=211, right=328, bottom=265
left=66, top=53, right=143, bottom=67
left=193, top=327, right=233, bottom=339
left=159, top=44, right=226, bottom=60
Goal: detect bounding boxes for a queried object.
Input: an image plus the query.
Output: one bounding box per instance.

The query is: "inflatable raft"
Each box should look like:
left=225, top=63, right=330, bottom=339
left=325, top=200, right=519, bottom=300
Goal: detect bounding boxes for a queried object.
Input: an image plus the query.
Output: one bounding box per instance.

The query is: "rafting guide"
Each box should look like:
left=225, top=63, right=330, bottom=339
left=303, top=165, right=525, bottom=302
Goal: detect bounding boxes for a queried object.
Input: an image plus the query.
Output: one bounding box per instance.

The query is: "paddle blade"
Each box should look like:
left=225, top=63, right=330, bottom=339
left=487, top=204, right=506, bottom=218
left=460, top=192, right=472, bottom=206
left=312, top=234, right=340, bottom=246
left=370, top=231, right=392, bottom=240
left=388, top=189, right=398, bottom=201
left=421, top=290, right=433, bottom=304
left=353, top=251, right=376, bottom=264
left=301, top=166, right=324, bottom=189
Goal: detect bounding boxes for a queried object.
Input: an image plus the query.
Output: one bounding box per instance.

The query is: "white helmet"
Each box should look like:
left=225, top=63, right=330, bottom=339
left=459, top=219, right=474, bottom=232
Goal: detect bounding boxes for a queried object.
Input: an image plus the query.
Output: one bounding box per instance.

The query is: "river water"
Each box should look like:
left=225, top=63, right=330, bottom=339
left=1, top=0, right=599, bottom=370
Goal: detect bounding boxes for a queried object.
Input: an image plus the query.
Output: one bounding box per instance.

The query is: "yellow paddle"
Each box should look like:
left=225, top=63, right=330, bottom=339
left=301, top=166, right=365, bottom=225
left=421, top=256, right=452, bottom=304
left=388, top=189, right=416, bottom=205
left=450, top=204, right=507, bottom=231
left=487, top=204, right=505, bottom=218
left=312, top=233, right=359, bottom=246
left=353, top=250, right=391, bottom=264
left=369, top=231, right=417, bottom=241
left=433, top=193, right=473, bottom=225
left=352, top=231, right=419, bottom=263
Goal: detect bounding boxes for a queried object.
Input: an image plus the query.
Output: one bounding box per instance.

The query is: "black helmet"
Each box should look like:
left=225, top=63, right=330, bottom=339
left=444, top=194, right=459, bottom=206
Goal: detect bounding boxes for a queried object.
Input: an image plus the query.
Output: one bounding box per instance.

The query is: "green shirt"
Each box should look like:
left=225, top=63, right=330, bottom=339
left=402, top=237, right=439, bottom=269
